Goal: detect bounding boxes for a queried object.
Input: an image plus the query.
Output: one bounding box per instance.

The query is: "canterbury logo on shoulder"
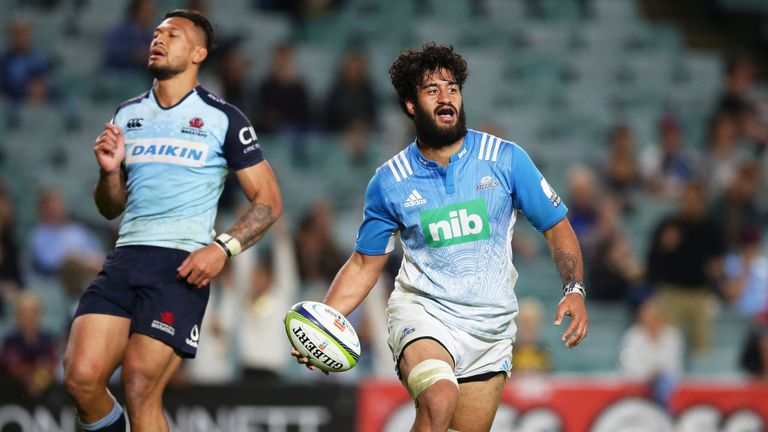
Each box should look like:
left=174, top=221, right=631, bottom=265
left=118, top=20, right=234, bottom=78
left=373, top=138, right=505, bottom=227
left=420, top=199, right=490, bottom=247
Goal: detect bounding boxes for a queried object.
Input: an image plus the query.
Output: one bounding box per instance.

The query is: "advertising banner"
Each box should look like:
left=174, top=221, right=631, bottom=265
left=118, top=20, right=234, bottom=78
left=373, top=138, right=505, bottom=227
left=358, top=377, right=768, bottom=431
left=0, top=382, right=356, bottom=432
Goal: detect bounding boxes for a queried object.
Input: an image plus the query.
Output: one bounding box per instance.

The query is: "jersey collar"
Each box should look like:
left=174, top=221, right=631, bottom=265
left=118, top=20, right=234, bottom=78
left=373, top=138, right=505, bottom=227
left=149, top=85, right=200, bottom=110
left=410, top=132, right=472, bottom=169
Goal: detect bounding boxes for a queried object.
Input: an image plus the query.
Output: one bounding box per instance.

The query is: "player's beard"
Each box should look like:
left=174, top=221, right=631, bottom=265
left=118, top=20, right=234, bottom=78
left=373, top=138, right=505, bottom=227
left=413, top=102, right=467, bottom=150
left=147, top=60, right=186, bottom=81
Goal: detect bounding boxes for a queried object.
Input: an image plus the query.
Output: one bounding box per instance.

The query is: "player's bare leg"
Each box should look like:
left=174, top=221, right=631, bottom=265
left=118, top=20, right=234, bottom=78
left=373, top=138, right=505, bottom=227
left=63, top=314, right=131, bottom=424
left=450, top=373, right=506, bottom=432
left=121, top=334, right=182, bottom=432
left=399, top=339, right=459, bottom=432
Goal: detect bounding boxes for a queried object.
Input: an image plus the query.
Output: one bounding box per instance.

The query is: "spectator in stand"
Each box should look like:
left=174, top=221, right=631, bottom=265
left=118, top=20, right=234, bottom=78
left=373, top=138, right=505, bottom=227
left=214, top=43, right=252, bottom=213
left=252, top=42, right=311, bottom=160
left=215, top=43, right=250, bottom=114
left=566, top=165, right=600, bottom=258
left=647, top=181, right=726, bottom=353
left=512, top=298, right=552, bottom=373
left=588, top=200, right=644, bottom=304
left=0, top=20, right=54, bottom=125
left=323, top=50, right=378, bottom=133
left=717, top=54, right=768, bottom=146
left=103, top=0, right=156, bottom=72
left=718, top=55, right=756, bottom=117
left=703, top=112, right=748, bottom=196
left=722, top=226, right=768, bottom=317
left=20, top=0, right=63, bottom=9
left=28, top=188, right=103, bottom=278
left=0, top=292, right=59, bottom=398
left=252, top=0, right=344, bottom=37
left=0, top=183, right=22, bottom=292
left=601, top=124, right=640, bottom=211
left=239, top=220, right=299, bottom=381
left=741, top=313, right=768, bottom=381
left=0, top=20, right=48, bottom=100
left=619, top=296, right=683, bottom=406
left=640, top=115, right=699, bottom=198
left=710, top=161, right=763, bottom=250
left=294, top=201, right=346, bottom=296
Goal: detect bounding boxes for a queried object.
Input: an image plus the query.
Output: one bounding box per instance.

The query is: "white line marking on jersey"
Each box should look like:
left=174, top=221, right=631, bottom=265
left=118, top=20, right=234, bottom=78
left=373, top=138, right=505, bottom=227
left=478, top=133, right=488, bottom=159
left=387, top=159, right=402, bottom=181
left=491, top=137, right=502, bottom=161
left=399, top=152, right=413, bottom=175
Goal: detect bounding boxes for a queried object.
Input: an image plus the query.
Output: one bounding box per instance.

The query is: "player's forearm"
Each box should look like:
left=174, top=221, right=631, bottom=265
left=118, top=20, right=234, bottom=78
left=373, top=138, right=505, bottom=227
left=225, top=201, right=282, bottom=251
left=93, top=169, right=126, bottom=220
left=543, top=218, right=584, bottom=286
left=323, top=252, right=384, bottom=316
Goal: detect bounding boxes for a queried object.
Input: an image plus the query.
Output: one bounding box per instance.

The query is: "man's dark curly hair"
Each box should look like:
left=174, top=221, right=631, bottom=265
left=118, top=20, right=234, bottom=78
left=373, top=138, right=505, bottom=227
left=389, top=43, right=468, bottom=119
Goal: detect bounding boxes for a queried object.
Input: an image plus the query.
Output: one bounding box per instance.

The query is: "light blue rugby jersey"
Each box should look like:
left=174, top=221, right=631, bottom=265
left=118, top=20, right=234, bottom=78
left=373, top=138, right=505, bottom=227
left=112, top=86, right=263, bottom=252
left=356, top=129, right=567, bottom=340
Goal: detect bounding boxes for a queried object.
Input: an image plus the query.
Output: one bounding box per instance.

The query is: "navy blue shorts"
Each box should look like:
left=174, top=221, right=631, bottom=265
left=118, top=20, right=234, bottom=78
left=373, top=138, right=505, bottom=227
left=74, top=246, right=210, bottom=358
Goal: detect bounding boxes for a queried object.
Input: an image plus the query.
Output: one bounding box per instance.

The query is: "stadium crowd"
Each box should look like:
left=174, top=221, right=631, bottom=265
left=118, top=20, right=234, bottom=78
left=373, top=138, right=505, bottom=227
left=1, top=0, right=768, bottom=406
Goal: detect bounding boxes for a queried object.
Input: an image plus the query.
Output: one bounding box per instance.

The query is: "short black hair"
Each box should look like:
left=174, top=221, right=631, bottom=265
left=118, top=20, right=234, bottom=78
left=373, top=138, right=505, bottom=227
left=389, top=43, right=468, bottom=118
left=164, top=9, right=214, bottom=53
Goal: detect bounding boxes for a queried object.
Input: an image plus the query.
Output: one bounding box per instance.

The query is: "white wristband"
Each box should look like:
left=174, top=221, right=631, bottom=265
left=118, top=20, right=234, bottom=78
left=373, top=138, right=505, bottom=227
left=215, top=233, right=242, bottom=257
left=563, top=281, right=586, bottom=297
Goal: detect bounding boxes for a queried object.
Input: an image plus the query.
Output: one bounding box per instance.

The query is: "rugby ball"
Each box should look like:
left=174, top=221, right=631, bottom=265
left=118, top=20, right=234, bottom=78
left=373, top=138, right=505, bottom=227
left=284, top=301, right=361, bottom=372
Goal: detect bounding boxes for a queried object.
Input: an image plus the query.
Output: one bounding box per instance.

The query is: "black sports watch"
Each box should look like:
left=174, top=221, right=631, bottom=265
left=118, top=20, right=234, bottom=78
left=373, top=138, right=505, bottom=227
left=563, top=281, right=586, bottom=297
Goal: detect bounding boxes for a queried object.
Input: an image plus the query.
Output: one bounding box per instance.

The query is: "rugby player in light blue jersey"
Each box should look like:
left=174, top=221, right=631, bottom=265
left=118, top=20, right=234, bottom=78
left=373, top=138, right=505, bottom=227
left=292, top=44, right=588, bottom=431
left=63, top=10, right=282, bottom=432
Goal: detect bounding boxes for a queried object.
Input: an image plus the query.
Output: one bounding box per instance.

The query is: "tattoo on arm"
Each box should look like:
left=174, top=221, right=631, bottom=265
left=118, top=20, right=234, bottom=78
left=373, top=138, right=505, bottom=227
left=228, top=203, right=275, bottom=250
left=553, top=249, right=578, bottom=285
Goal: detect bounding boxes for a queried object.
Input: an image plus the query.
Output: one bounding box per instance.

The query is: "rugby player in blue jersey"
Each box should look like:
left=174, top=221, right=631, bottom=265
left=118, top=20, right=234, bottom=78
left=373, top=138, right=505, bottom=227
left=293, top=43, right=588, bottom=431
left=63, top=10, right=282, bottom=432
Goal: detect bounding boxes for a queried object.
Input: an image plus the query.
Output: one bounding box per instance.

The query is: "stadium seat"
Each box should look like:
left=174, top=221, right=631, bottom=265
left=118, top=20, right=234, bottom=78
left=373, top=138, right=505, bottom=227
left=593, top=0, right=641, bottom=23
left=688, top=347, right=743, bottom=378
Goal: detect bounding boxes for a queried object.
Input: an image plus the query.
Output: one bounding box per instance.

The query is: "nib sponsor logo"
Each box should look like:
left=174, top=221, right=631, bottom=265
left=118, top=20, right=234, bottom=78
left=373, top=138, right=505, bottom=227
left=420, top=199, right=490, bottom=247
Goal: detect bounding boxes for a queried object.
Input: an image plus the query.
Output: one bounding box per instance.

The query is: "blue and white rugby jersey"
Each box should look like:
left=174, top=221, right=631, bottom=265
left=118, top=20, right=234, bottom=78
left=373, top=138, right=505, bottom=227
left=356, top=129, right=568, bottom=340
left=111, top=86, right=263, bottom=252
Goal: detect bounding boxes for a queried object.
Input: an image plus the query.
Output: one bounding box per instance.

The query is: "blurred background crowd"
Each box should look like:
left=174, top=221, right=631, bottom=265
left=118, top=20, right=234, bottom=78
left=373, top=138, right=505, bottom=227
left=2, top=0, right=768, bottom=407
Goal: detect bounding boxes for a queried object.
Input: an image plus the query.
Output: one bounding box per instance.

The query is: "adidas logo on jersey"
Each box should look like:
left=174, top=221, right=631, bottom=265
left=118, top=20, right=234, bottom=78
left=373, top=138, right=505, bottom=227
left=404, top=189, right=427, bottom=207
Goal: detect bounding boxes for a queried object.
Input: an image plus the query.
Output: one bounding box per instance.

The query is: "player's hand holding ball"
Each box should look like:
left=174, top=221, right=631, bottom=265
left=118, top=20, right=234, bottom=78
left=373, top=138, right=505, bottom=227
left=285, top=301, right=361, bottom=374
left=93, top=123, right=126, bottom=174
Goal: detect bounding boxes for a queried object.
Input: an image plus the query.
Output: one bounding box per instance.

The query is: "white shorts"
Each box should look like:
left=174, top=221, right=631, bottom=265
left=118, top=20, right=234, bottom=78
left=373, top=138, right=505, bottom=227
left=387, top=297, right=513, bottom=381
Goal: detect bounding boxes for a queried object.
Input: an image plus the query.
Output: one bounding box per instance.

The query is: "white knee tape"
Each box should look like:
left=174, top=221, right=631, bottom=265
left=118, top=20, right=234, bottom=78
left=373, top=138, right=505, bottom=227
left=406, top=359, right=458, bottom=400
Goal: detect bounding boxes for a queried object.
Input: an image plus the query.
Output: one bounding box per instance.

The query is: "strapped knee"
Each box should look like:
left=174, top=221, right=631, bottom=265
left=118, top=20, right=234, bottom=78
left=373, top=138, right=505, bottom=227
left=406, top=359, right=458, bottom=400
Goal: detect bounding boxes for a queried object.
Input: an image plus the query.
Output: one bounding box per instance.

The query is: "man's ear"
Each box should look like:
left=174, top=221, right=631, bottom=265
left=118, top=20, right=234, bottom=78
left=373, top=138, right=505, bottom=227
left=405, top=99, right=415, bottom=117
left=192, top=46, right=208, bottom=65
